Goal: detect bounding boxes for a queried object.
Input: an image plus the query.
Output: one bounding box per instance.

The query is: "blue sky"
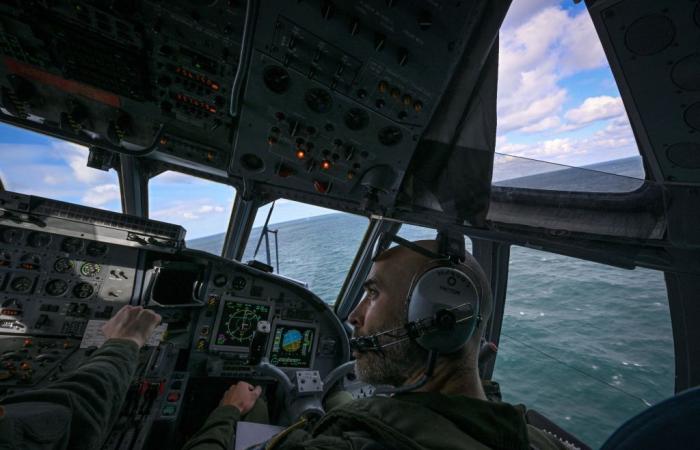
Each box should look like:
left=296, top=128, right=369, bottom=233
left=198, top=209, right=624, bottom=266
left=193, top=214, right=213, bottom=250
left=0, top=0, right=642, bottom=240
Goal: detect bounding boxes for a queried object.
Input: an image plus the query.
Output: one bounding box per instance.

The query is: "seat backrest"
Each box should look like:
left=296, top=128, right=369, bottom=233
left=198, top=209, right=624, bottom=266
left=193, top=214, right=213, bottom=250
left=600, top=386, right=700, bottom=450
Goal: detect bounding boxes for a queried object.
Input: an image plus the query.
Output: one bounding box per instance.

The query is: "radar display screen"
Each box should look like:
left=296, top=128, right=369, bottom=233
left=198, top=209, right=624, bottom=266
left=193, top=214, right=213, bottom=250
left=268, top=323, right=316, bottom=368
left=213, top=300, right=271, bottom=349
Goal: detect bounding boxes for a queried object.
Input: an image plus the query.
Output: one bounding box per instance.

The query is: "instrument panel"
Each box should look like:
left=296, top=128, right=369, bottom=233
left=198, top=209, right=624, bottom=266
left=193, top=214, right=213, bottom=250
left=0, top=190, right=348, bottom=395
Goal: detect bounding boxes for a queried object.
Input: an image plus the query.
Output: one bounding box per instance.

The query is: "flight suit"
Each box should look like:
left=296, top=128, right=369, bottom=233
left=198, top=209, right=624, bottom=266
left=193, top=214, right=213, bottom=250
left=0, top=339, right=139, bottom=450
left=183, top=392, right=573, bottom=450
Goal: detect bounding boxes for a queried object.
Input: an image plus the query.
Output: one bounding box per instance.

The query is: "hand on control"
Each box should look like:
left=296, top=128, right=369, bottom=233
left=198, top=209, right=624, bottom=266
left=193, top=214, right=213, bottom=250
left=102, top=305, right=162, bottom=348
left=220, top=382, right=262, bottom=415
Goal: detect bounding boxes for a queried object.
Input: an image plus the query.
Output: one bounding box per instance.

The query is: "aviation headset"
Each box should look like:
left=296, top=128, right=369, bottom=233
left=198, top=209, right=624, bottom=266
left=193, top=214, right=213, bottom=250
left=350, top=230, right=484, bottom=356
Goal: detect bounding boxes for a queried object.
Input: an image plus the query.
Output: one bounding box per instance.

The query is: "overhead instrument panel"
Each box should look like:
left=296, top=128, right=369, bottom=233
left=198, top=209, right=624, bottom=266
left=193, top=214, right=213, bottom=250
left=231, top=0, right=487, bottom=208
left=0, top=0, right=244, bottom=168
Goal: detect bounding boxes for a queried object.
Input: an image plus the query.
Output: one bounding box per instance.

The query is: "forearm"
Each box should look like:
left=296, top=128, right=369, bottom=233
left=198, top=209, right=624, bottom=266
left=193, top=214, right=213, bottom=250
left=0, top=339, right=140, bottom=449
left=182, top=405, right=241, bottom=450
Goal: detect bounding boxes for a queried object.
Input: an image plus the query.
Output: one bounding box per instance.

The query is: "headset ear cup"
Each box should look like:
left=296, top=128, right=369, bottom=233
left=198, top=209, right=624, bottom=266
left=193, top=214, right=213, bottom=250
left=407, top=265, right=480, bottom=354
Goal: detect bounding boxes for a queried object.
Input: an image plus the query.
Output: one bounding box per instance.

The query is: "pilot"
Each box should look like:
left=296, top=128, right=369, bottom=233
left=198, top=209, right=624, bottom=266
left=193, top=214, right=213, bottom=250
left=183, top=239, right=568, bottom=450
left=0, top=305, right=162, bottom=450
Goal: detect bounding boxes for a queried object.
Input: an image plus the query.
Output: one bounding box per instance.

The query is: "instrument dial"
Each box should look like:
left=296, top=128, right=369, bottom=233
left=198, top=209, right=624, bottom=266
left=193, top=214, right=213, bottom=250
left=27, top=232, right=51, bottom=248
left=10, top=276, right=33, bottom=293
left=61, top=237, right=84, bottom=253
left=231, top=276, right=247, bottom=290
left=86, top=242, right=108, bottom=257
left=72, top=282, right=94, bottom=299
left=213, top=273, right=228, bottom=287
left=80, top=262, right=101, bottom=277
left=45, top=279, right=68, bottom=296
left=54, top=257, right=74, bottom=273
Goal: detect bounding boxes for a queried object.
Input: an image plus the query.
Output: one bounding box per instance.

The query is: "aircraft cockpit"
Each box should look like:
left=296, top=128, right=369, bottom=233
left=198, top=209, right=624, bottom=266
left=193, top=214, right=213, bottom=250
left=1, top=0, right=699, bottom=449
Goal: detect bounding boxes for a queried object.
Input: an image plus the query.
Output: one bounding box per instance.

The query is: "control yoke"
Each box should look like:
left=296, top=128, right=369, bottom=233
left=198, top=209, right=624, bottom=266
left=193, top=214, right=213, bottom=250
left=249, top=321, right=354, bottom=422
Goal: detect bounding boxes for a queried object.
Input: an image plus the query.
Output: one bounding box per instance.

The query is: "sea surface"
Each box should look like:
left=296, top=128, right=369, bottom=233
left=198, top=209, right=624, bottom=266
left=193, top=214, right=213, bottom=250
left=188, top=157, right=673, bottom=448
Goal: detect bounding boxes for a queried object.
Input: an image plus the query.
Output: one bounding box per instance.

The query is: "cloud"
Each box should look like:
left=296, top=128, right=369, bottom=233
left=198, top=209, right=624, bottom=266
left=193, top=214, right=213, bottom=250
left=564, top=96, right=625, bottom=126
left=497, top=6, right=609, bottom=134
left=151, top=201, right=228, bottom=222
left=495, top=115, right=638, bottom=168
left=82, top=183, right=121, bottom=207
left=521, top=116, right=562, bottom=133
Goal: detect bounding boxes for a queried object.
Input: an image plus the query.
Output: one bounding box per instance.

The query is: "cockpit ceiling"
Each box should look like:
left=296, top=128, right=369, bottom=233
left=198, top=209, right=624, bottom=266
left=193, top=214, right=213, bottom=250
left=0, top=0, right=509, bottom=226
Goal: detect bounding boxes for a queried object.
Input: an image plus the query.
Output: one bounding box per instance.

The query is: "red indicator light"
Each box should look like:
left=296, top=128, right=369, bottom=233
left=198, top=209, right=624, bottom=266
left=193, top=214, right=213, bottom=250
left=320, top=160, right=332, bottom=170
left=1, top=309, right=20, bottom=316
left=211, top=83, right=220, bottom=91
left=296, top=149, right=306, bottom=160
left=159, top=137, right=169, bottom=145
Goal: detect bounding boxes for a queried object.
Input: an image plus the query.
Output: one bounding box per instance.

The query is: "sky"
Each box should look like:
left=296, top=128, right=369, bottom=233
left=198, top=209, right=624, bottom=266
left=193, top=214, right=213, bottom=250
left=0, top=0, right=642, bottom=240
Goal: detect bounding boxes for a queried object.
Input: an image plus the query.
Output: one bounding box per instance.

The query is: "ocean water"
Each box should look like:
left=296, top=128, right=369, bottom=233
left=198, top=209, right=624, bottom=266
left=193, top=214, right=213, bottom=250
left=188, top=157, right=673, bottom=448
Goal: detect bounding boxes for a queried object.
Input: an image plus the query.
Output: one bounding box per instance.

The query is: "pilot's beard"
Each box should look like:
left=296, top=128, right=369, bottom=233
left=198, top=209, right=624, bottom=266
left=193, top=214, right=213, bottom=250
left=354, top=308, right=428, bottom=387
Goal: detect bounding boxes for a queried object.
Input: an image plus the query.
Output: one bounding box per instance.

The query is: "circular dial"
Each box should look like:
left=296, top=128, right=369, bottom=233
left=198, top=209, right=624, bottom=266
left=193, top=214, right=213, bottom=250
left=263, top=65, right=290, bottom=94
left=305, top=88, right=333, bottom=113
left=54, top=257, right=74, bottom=273
left=344, top=108, right=369, bottom=131
left=86, top=242, right=108, bottom=257
left=1, top=228, right=22, bottom=245
left=378, top=126, right=403, bottom=146
left=212, top=273, right=228, bottom=287
left=80, top=262, right=101, bottom=277
left=231, top=276, right=247, bottom=290
left=225, top=309, right=263, bottom=344
left=61, top=237, right=84, bottom=253
left=27, top=232, right=51, bottom=248
left=19, top=253, right=41, bottom=271
left=10, top=276, right=32, bottom=293
left=72, top=282, right=94, bottom=299
left=45, top=279, right=68, bottom=296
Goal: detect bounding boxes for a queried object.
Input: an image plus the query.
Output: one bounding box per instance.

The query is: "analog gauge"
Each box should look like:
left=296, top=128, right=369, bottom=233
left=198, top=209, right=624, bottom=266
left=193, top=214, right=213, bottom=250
left=19, top=253, right=41, bottom=271
left=10, top=276, right=33, bottom=293
left=61, top=237, right=84, bottom=253
left=231, top=276, right=247, bottom=290
left=72, top=282, right=94, bottom=299
left=54, top=257, right=74, bottom=273
left=80, top=262, right=101, bottom=277
left=27, top=231, right=52, bottom=248
left=212, top=273, right=228, bottom=287
left=1, top=228, right=21, bottom=245
left=86, top=242, right=108, bottom=257
left=0, top=251, right=11, bottom=267
left=45, top=279, right=68, bottom=296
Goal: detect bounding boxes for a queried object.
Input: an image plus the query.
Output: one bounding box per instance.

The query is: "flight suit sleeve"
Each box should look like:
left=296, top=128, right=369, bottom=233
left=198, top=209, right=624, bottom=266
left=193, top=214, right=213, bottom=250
left=181, top=405, right=241, bottom=450
left=0, top=338, right=140, bottom=450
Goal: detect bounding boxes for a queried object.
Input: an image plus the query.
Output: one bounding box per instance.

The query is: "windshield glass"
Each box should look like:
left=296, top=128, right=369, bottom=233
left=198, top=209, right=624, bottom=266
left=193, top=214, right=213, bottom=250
left=150, top=171, right=235, bottom=254
left=493, top=245, right=674, bottom=447
left=237, top=201, right=369, bottom=305
left=0, top=123, right=121, bottom=211
left=495, top=1, right=644, bottom=182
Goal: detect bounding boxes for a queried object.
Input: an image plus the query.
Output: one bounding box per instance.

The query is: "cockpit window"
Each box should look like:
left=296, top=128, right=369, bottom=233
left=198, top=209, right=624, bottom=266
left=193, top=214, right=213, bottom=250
left=240, top=201, right=368, bottom=305
left=0, top=123, right=121, bottom=211
left=149, top=171, right=235, bottom=255
left=494, top=1, right=645, bottom=185
left=493, top=245, right=674, bottom=447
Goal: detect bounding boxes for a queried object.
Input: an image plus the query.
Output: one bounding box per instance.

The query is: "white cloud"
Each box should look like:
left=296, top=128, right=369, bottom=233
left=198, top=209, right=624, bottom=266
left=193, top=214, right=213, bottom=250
left=521, top=116, right=562, bottom=133
left=151, top=200, right=228, bottom=222
left=497, top=6, right=609, bottom=134
left=564, top=96, right=625, bottom=125
left=82, top=183, right=121, bottom=207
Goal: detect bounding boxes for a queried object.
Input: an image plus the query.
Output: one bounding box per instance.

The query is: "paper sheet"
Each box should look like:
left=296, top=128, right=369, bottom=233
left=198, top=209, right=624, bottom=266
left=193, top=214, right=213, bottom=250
left=80, top=320, right=168, bottom=348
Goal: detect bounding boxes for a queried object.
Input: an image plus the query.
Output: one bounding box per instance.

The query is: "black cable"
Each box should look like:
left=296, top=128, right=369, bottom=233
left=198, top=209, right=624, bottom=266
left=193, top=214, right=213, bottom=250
left=500, top=332, right=652, bottom=407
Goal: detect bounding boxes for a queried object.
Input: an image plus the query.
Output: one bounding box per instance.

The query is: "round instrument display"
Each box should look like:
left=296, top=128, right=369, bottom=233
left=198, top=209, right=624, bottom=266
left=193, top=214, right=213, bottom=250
left=54, top=257, right=74, bottom=273
left=72, top=282, right=94, bottom=299
left=19, top=253, right=41, bottom=271
left=61, top=237, right=84, bottom=253
left=231, top=276, right=247, bottom=290
left=80, top=262, right=101, bottom=277
left=86, top=242, right=108, bottom=257
left=10, top=276, right=33, bottom=293
left=45, top=279, right=68, bottom=296
left=27, top=231, right=51, bottom=248
left=213, top=273, right=228, bottom=287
